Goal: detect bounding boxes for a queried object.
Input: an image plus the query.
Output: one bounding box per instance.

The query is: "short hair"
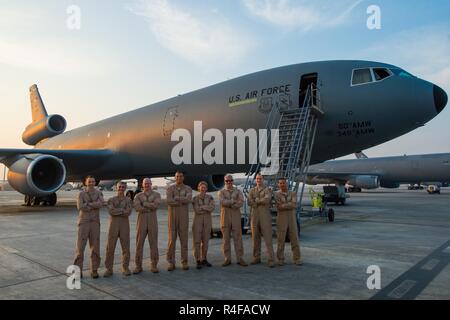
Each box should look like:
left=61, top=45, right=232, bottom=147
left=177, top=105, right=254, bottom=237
left=84, top=176, right=96, bottom=186
left=175, top=171, right=184, bottom=176
left=143, top=178, right=152, bottom=184
left=278, top=178, right=287, bottom=183
left=224, top=174, right=233, bottom=181
left=117, top=181, right=127, bottom=188
left=198, top=181, right=208, bottom=189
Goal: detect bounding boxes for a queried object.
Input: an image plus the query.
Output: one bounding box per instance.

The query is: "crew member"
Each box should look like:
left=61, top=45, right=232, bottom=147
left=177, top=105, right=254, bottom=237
left=248, top=174, right=275, bottom=267
left=218, top=175, right=248, bottom=267
left=274, top=179, right=302, bottom=266
left=166, top=171, right=192, bottom=271
left=73, top=176, right=104, bottom=279
left=192, top=181, right=215, bottom=269
left=133, top=178, right=161, bottom=274
left=104, top=181, right=133, bottom=277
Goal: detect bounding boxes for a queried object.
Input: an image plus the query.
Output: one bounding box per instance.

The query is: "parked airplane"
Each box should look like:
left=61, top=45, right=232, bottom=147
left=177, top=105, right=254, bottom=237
left=0, top=61, right=446, bottom=205
left=307, top=153, right=450, bottom=192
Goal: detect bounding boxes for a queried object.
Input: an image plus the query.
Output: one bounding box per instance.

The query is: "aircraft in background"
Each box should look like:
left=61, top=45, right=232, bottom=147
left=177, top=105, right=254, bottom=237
left=307, top=152, right=450, bottom=193
left=0, top=61, right=446, bottom=205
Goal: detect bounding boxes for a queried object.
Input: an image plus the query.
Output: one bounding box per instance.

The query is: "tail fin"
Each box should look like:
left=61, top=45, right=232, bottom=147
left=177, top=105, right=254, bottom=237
left=22, top=85, right=67, bottom=146
left=29, top=85, right=48, bottom=122
left=355, top=151, right=369, bottom=159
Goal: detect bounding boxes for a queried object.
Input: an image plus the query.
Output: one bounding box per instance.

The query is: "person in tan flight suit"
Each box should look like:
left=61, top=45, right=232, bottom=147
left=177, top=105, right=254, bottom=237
left=192, top=181, right=215, bottom=269
left=274, top=179, right=302, bottom=266
left=133, top=178, right=161, bottom=274
left=104, top=181, right=133, bottom=277
left=166, top=171, right=192, bottom=271
left=248, top=174, right=275, bottom=268
left=73, top=176, right=104, bottom=279
left=218, top=175, right=248, bottom=267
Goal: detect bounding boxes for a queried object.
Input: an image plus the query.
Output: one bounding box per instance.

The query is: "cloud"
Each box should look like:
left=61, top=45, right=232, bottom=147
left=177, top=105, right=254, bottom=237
left=128, top=0, right=255, bottom=66
left=243, top=0, right=363, bottom=32
left=359, top=25, right=450, bottom=91
left=0, top=6, right=47, bottom=30
left=0, top=39, right=115, bottom=76
left=0, top=4, right=115, bottom=76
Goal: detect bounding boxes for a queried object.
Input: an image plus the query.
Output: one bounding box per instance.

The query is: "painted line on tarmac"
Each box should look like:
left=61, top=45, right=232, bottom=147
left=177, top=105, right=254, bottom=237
left=371, top=239, right=450, bottom=300
left=0, top=250, right=121, bottom=299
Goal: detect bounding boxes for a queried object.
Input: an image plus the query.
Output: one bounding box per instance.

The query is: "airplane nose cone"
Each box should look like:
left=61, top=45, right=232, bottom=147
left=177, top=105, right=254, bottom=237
left=433, top=85, right=447, bottom=114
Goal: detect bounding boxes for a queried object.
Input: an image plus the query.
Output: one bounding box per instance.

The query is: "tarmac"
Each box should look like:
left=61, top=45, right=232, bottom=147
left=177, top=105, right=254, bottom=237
left=0, top=187, right=449, bottom=300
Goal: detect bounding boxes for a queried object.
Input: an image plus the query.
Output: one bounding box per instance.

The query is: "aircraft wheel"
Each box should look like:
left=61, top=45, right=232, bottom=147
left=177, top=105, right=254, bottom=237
left=241, top=218, right=248, bottom=235
left=47, top=193, right=57, bottom=206
left=24, top=195, right=32, bottom=207
left=31, top=197, right=41, bottom=206
left=126, top=190, right=135, bottom=200
left=328, top=208, right=335, bottom=222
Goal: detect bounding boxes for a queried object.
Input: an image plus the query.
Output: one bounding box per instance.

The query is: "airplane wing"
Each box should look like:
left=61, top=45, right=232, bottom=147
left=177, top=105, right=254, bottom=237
left=0, top=149, right=114, bottom=168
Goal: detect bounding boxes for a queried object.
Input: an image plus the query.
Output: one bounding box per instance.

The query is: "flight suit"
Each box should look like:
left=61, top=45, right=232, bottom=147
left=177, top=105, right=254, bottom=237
left=248, top=186, right=275, bottom=263
left=104, top=196, right=132, bottom=273
left=133, top=190, right=161, bottom=270
left=73, top=189, right=104, bottom=273
left=274, top=191, right=301, bottom=264
left=166, top=184, right=192, bottom=266
left=192, top=194, right=215, bottom=262
left=218, top=187, right=245, bottom=262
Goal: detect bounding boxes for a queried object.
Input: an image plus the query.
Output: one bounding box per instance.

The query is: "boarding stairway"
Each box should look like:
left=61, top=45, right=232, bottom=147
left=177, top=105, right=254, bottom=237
left=242, top=84, right=324, bottom=233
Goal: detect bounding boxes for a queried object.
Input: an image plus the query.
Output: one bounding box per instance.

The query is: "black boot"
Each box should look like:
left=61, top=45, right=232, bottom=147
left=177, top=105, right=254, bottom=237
left=202, top=260, right=212, bottom=267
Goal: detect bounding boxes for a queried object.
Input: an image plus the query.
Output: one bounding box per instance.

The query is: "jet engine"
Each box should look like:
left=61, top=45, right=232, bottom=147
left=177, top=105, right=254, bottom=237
left=347, top=175, right=380, bottom=190
left=22, top=114, right=67, bottom=146
left=183, top=175, right=225, bottom=192
left=7, top=154, right=66, bottom=197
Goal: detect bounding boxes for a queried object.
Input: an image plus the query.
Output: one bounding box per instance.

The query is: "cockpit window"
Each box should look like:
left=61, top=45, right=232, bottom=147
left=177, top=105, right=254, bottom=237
left=373, top=68, right=392, bottom=81
left=390, top=68, right=414, bottom=78
left=352, top=69, right=373, bottom=86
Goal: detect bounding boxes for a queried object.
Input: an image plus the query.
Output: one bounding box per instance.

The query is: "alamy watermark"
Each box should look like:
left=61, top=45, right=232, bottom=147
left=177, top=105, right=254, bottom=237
left=66, top=5, right=81, bottom=30
left=366, top=265, right=381, bottom=290
left=367, top=5, right=381, bottom=30
left=66, top=265, right=81, bottom=290
left=171, top=121, right=280, bottom=175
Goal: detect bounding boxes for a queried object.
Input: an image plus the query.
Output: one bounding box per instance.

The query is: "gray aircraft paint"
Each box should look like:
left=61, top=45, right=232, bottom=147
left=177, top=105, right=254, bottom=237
left=0, top=60, right=447, bottom=187
left=308, top=153, right=450, bottom=185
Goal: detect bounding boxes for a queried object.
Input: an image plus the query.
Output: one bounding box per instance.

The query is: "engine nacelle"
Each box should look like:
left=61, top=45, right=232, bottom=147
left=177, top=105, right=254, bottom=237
left=22, top=114, right=67, bottom=146
left=380, top=181, right=400, bottom=189
left=7, top=154, right=66, bottom=196
left=183, top=175, right=225, bottom=192
left=347, top=175, right=379, bottom=189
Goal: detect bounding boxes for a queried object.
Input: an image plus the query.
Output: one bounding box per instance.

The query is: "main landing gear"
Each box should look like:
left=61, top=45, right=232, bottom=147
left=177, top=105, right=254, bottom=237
left=24, top=193, right=57, bottom=207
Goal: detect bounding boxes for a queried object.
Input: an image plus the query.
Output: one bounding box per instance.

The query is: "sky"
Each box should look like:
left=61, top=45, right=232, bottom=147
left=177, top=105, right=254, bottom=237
left=1, top=0, right=450, bottom=177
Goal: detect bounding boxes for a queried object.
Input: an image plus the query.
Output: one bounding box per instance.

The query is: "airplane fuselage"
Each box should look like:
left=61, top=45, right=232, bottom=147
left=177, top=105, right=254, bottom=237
left=35, top=60, right=440, bottom=181
left=309, top=153, right=450, bottom=184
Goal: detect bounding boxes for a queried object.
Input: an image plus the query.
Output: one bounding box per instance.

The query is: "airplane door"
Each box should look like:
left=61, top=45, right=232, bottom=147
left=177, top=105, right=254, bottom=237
left=162, top=106, right=179, bottom=137
left=299, top=73, right=318, bottom=108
